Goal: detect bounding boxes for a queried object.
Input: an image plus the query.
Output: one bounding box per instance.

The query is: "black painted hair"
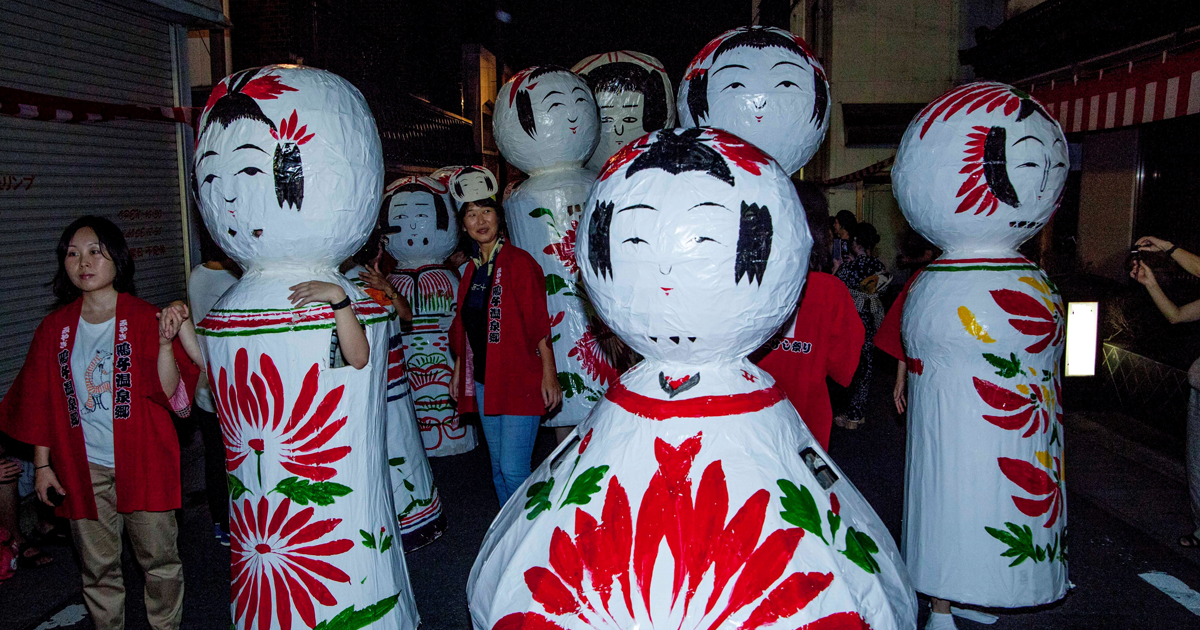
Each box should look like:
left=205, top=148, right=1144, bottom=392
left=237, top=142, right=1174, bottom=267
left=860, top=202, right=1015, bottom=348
left=516, top=65, right=579, bottom=139
left=52, top=216, right=136, bottom=308
left=983, top=126, right=1021, bottom=208
left=626, top=128, right=734, bottom=185
left=795, top=181, right=831, bottom=273
left=452, top=166, right=496, bottom=200
left=380, top=183, right=450, bottom=231
left=851, top=222, right=880, bottom=251
left=200, top=68, right=305, bottom=210
left=588, top=129, right=775, bottom=285
left=686, top=27, right=827, bottom=128
left=584, top=62, right=669, bottom=132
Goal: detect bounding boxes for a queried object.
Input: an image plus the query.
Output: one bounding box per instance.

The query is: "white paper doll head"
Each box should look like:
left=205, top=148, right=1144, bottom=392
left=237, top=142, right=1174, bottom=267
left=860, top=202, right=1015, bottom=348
left=573, top=51, right=676, bottom=172
left=380, top=176, right=458, bottom=268
left=578, top=127, right=811, bottom=364
left=493, top=66, right=600, bottom=173
left=677, top=26, right=830, bottom=175
left=448, top=166, right=499, bottom=204
left=195, top=66, right=383, bottom=270
left=892, top=82, right=1068, bottom=253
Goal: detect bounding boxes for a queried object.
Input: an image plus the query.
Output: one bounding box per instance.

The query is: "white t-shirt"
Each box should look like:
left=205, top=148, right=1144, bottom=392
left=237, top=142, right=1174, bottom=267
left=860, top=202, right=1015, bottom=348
left=71, top=317, right=116, bottom=468
left=189, top=264, right=239, bottom=412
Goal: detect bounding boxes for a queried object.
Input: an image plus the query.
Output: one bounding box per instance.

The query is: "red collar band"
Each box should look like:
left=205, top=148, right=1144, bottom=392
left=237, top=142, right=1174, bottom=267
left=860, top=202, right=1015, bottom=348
left=605, top=381, right=786, bottom=420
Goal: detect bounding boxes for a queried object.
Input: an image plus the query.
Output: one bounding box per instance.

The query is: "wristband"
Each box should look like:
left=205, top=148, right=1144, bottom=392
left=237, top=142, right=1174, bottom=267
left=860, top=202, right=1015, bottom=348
left=1166, top=245, right=1179, bottom=256
left=330, top=296, right=352, bottom=311
left=35, top=464, right=50, bottom=470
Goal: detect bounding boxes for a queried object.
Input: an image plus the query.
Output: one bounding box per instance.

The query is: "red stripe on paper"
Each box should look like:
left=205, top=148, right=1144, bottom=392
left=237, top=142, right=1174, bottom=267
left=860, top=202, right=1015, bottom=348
left=605, top=381, right=785, bottom=420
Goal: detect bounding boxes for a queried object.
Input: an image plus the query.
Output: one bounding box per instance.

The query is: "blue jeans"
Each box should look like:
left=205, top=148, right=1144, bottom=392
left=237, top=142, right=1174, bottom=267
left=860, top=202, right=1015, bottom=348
left=474, top=382, right=540, bottom=507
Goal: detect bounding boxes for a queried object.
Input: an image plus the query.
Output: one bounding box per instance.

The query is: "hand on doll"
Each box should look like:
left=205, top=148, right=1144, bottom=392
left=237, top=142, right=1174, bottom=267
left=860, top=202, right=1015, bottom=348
left=288, top=281, right=348, bottom=308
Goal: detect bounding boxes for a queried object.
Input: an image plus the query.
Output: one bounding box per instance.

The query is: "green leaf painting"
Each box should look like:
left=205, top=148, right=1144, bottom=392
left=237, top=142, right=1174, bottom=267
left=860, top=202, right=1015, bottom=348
left=777, top=479, right=826, bottom=544
left=562, top=466, right=609, bottom=508
left=827, top=510, right=842, bottom=540
left=360, top=529, right=376, bottom=550
left=985, top=522, right=1063, bottom=567
left=529, top=207, right=552, bottom=218
left=524, top=478, right=554, bottom=520
left=387, top=457, right=406, bottom=467
left=312, top=593, right=401, bottom=630
left=228, top=473, right=250, bottom=500
left=840, top=528, right=881, bottom=574
left=982, top=352, right=1023, bottom=379
left=546, top=274, right=570, bottom=295
left=272, top=477, right=352, bottom=507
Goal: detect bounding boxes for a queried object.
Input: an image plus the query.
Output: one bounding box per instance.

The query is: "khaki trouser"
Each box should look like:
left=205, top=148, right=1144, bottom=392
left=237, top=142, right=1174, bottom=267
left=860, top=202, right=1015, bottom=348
left=69, top=463, right=184, bottom=630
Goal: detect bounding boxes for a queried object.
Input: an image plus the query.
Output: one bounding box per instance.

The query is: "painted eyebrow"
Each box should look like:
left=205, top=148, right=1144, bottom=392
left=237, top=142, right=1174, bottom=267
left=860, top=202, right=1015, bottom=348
left=622, top=104, right=639, bottom=108
left=541, top=90, right=564, bottom=103
left=234, top=144, right=268, bottom=154
left=571, top=86, right=587, bottom=94
left=772, top=61, right=805, bottom=70
left=687, top=202, right=730, bottom=211
left=1012, top=136, right=1045, bottom=146
left=618, top=203, right=657, bottom=213
left=198, top=150, right=218, bottom=163
left=1053, top=138, right=1064, bottom=146
left=712, top=64, right=750, bottom=75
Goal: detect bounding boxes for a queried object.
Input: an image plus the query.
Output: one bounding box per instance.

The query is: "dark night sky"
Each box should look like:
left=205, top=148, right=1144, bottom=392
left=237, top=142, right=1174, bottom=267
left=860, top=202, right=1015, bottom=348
left=391, top=0, right=751, bottom=113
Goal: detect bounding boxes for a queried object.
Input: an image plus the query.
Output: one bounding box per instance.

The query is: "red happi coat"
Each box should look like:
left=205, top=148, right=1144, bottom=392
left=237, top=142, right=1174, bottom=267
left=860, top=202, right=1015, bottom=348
left=0, top=294, right=200, bottom=520
left=755, top=272, right=865, bottom=449
left=449, top=244, right=551, bottom=417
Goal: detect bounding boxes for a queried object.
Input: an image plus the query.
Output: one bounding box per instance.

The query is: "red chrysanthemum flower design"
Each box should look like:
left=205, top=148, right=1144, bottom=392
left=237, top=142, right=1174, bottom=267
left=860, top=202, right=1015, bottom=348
left=230, top=497, right=354, bottom=630
left=990, top=288, right=1064, bottom=354
left=598, top=134, right=653, bottom=181
left=271, top=110, right=315, bottom=145
left=568, top=330, right=620, bottom=387
left=543, top=221, right=579, bottom=275
left=215, top=348, right=351, bottom=481
left=494, top=433, right=869, bottom=630
left=998, top=456, right=1064, bottom=528
left=914, top=83, right=1024, bottom=140
left=973, top=377, right=1059, bottom=438
left=705, top=128, right=772, bottom=177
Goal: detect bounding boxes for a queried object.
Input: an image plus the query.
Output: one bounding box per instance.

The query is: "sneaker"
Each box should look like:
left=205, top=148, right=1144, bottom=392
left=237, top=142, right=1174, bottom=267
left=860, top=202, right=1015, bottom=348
left=214, top=524, right=230, bottom=547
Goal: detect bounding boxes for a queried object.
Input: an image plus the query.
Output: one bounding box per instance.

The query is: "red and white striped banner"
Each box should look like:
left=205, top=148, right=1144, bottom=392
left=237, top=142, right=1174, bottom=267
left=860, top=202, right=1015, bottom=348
left=0, top=85, right=199, bottom=130
left=1027, top=47, right=1200, bottom=133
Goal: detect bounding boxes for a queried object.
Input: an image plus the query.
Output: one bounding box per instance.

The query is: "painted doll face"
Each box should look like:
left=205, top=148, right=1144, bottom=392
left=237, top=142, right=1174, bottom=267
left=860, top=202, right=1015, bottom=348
left=453, top=171, right=496, bottom=204
left=586, top=91, right=647, bottom=172
left=383, top=188, right=458, bottom=267
left=493, top=69, right=600, bottom=173
left=892, top=82, right=1068, bottom=253
left=195, top=66, right=383, bottom=269
left=579, top=128, right=810, bottom=364
left=679, top=28, right=829, bottom=175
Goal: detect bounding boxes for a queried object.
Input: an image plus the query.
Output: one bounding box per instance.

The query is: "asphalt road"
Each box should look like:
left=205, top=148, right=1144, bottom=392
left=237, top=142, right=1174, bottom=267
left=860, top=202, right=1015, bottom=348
left=4, top=354, right=1200, bottom=629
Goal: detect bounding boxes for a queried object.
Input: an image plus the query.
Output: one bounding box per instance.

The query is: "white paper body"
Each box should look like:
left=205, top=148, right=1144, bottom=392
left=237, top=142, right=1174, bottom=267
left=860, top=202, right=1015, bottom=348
left=383, top=176, right=478, bottom=455
left=194, top=65, right=419, bottom=630
left=468, top=127, right=916, bottom=629
left=495, top=67, right=620, bottom=427
left=892, top=82, right=1070, bottom=607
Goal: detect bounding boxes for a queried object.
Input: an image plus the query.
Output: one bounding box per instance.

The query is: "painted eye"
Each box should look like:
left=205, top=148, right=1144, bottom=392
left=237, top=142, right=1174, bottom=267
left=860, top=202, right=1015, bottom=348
left=1017, top=162, right=1039, bottom=168
left=575, top=97, right=586, bottom=104
left=548, top=102, right=564, bottom=110
left=623, top=237, right=648, bottom=245
left=418, top=213, right=428, bottom=218
left=1053, top=162, right=1067, bottom=169
left=203, top=173, right=218, bottom=184
left=723, top=82, right=745, bottom=90
left=237, top=167, right=264, bottom=176
left=623, top=117, right=638, bottom=124
left=776, top=81, right=799, bottom=89
left=601, top=116, right=613, bottom=123
left=695, top=236, right=718, bottom=244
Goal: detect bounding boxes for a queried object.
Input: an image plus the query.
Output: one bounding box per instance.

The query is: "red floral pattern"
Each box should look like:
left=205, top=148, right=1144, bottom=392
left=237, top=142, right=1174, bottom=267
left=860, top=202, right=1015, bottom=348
left=215, top=348, right=351, bottom=481
left=998, top=456, right=1063, bottom=528
left=544, top=221, right=579, bottom=275
left=990, top=289, right=1064, bottom=354
left=230, top=497, right=353, bottom=630
left=568, top=331, right=620, bottom=387
left=495, top=433, right=867, bottom=629
left=973, top=377, right=1059, bottom=438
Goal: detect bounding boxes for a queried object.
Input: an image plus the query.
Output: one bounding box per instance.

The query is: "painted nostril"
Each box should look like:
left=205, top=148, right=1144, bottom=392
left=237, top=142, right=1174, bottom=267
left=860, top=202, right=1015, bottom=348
left=658, top=265, right=671, bottom=275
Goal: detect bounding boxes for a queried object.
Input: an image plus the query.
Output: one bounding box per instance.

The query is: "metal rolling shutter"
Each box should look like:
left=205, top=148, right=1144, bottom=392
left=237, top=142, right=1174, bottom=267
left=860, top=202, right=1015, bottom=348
left=0, top=0, right=188, bottom=396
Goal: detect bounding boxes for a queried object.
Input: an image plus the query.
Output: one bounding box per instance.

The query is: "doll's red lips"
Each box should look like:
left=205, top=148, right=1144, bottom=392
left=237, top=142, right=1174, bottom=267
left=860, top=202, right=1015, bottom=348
left=661, top=287, right=673, bottom=295
left=755, top=115, right=763, bottom=122
left=570, top=126, right=578, bottom=133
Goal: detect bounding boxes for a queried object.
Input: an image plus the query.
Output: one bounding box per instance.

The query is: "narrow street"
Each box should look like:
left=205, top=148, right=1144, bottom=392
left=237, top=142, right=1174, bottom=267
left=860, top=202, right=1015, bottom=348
left=3, top=356, right=1200, bottom=629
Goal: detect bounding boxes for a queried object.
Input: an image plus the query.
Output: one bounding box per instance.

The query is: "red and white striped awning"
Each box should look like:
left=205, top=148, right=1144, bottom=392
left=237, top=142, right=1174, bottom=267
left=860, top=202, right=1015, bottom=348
left=1027, top=47, right=1200, bottom=133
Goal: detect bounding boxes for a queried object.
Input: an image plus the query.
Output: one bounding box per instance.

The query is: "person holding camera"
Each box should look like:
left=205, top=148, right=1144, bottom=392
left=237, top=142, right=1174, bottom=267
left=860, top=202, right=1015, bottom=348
left=1131, top=236, right=1200, bottom=547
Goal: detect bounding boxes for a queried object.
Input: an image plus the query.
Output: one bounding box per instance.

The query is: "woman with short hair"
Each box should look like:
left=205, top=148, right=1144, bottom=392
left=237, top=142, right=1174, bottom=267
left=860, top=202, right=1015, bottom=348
left=0, top=216, right=200, bottom=630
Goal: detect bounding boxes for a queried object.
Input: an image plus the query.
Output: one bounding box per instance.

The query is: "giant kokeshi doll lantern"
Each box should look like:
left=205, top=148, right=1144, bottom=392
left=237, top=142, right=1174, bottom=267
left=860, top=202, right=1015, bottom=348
left=677, top=26, right=830, bottom=175
left=892, top=82, right=1069, bottom=607
left=382, top=175, right=479, bottom=458
left=194, top=66, right=418, bottom=630
left=494, top=66, right=618, bottom=428
left=467, top=128, right=917, bottom=629
left=572, top=51, right=676, bottom=173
